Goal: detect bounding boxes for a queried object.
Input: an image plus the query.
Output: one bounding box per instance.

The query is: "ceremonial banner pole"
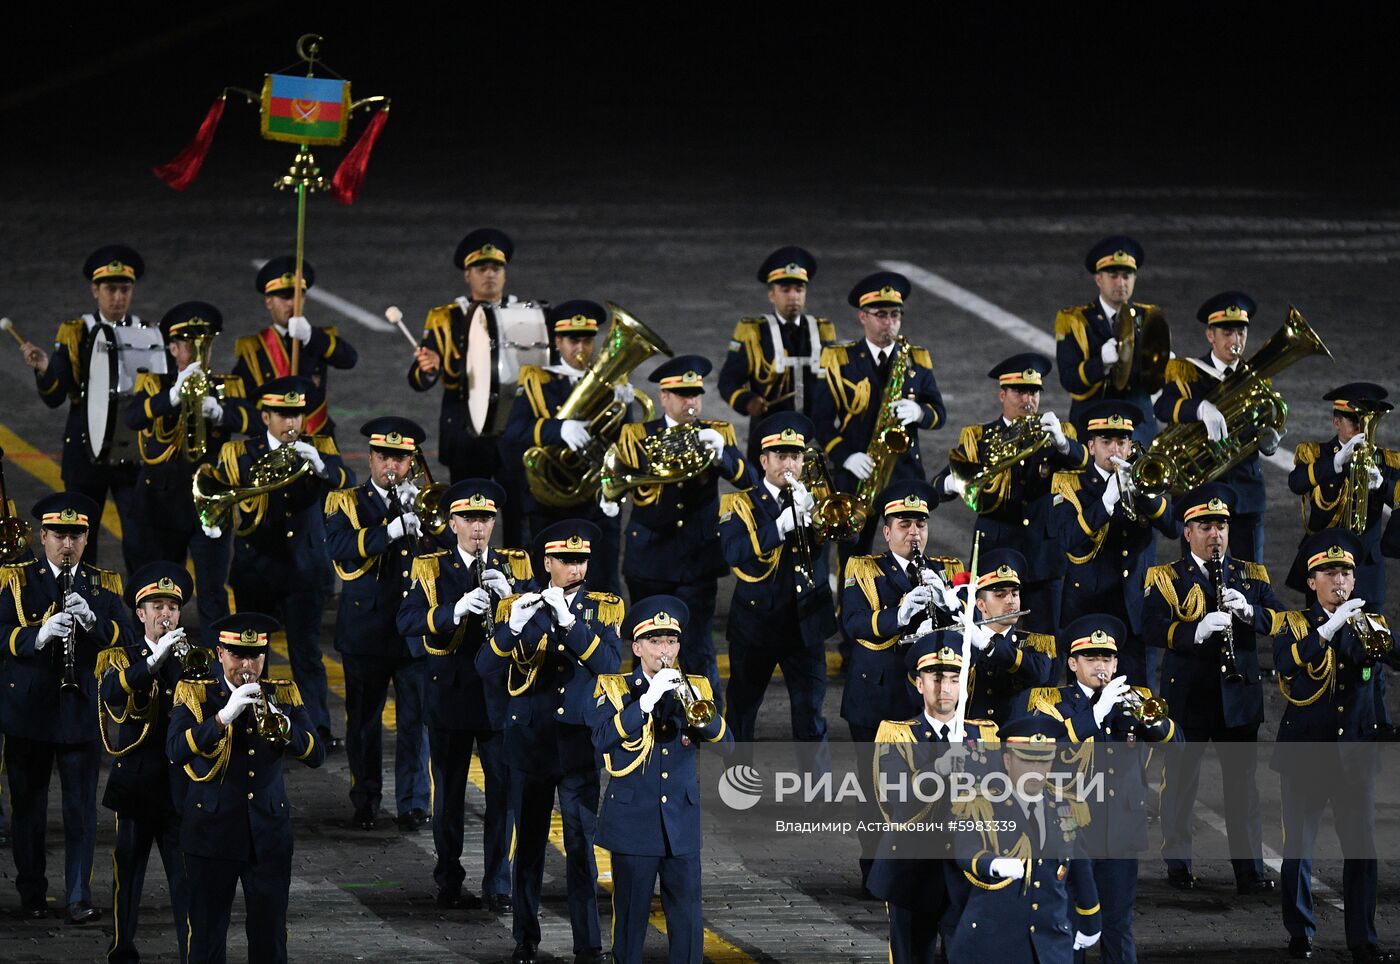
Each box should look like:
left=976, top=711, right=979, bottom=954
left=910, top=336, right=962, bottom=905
left=949, top=531, right=981, bottom=741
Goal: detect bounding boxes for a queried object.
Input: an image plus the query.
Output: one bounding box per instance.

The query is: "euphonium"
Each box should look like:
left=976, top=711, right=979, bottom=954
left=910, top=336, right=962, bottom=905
left=1096, top=673, right=1169, bottom=725
left=524, top=303, right=669, bottom=508
left=192, top=440, right=313, bottom=529
left=660, top=654, right=716, bottom=726
left=946, top=415, right=1052, bottom=511
left=1343, top=399, right=1391, bottom=535
left=1132, top=307, right=1332, bottom=497
left=599, top=406, right=716, bottom=502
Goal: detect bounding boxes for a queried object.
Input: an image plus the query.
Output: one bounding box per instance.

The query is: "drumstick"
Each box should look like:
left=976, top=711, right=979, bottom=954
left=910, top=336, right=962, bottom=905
left=0, top=318, right=25, bottom=347
left=383, top=307, right=421, bottom=350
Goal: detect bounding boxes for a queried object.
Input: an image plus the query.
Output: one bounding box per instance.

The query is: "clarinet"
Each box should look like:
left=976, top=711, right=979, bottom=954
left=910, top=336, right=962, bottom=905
left=1209, top=548, right=1244, bottom=683
left=908, top=541, right=955, bottom=630
left=58, top=558, right=79, bottom=693
left=474, top=552, right=495, bottom=641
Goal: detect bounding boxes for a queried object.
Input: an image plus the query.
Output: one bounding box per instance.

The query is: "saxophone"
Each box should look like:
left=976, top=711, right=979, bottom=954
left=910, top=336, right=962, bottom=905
left=852, top=336, right=913, bottom=519
left=1344, top=400, right=1390, bottom=534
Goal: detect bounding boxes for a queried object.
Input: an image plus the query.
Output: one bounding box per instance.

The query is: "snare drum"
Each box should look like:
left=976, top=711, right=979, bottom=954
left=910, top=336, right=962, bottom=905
left=85, top=323, right=167, bottom=465
left=464, top=303, right=550, bottom=437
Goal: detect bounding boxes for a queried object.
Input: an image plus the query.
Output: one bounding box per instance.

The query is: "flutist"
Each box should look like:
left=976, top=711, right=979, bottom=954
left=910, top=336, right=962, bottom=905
left=0, top=492, right=132, bottom=923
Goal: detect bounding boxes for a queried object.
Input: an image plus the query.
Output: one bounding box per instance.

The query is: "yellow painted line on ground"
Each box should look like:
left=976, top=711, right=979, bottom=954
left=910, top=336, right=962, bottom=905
left=0, top=423, right=123, bottom=540
left=716, top=649, right=843, bottom=681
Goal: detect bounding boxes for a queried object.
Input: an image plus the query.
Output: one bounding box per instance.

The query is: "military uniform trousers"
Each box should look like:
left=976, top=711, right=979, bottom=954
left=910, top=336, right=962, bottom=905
left=64, top=468, right=151, bottom=577
left=109, top=810, right=188, bottom=963
left=1160, top=721, right=1266, bottom=883
left=184, top=849, right=293, bottom=964
left=1073, top=859, right=1137, bottom=964
left=610, top=849, right=702, bottom=964
left=5, top=734, right=101, bottom=908
left=429, top=726, right=511, bottom=900
left=625, top=575, right=720, bottom=703
left=1280, top=761, right=1379, bottom=950
left=138, top=495, right=233, bottom=631
left=511, top=754, right=603, bottom=952
left=343, top=653, right=429, bottom=818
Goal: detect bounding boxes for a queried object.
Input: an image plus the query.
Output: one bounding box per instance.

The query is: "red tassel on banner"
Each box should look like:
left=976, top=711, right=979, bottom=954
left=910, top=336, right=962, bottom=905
left=329, top=109, right=389, bottom=205
left=152, top=96, right=227, bottom=191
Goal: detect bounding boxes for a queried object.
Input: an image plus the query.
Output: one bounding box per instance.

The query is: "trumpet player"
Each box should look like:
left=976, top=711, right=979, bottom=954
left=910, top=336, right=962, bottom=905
left=501, top=299, right=628, bottom=592
left=936, top=353, right=1086, bottom=633
left=1156, top=292, right=1268, bottom=561
left=1273, top=530, right=1398, bottom=963
left=233, top=257, right=359, bottom=438
left=397, top=478, right=532, bottom=912
left=718, top=413, right=836, bottom=776
left=718, top=246, right=837, bottom=464
left=1018, top=615, right=1179, bottom=964
left=166, top=612, right=324, bottom=964
left=1143, top=483, right=1283, bottom=895
left=1054, top=235, right=1160, bottom=445
left=98, top=562, right=198, bottom=963
left=589, top=596, right=731, bottom=964
left=604, top=354, right=750, bottom=700
left=482, top=519, right=623, bottom=964
left=1051, top=401, right=1177, bottom=685
left=210, top=376, right=351, bottom=750
left=19, top=245, right=152, bottom=572
left=125, top=301, right=247, bottom=629
left=325, top=417, right=434, bottom=833
left=0, top=492, right=131, bottom=923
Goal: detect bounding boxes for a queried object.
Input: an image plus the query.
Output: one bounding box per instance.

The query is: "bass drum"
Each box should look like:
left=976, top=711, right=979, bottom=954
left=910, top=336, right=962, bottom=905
left=85, top=322, right=168, bottom=465
left=464, top=302, right=550, bottom=437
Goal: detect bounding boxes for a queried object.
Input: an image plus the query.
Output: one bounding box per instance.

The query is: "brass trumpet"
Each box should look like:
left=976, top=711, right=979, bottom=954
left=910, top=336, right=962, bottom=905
left=161, top=619, right=213, bottom=675
left=660, top=654, right=715, bottom=727
left=241, top=670, right=291, bottom=742
left=1335, top=588, right=1396, bottom=662
left=1096, top=673, right=1169, bottom=725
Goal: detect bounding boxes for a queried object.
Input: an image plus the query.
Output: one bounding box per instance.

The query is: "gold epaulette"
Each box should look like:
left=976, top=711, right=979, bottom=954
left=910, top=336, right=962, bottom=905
left=496, top=592, right=523, bottom=624
left=324, top=488, right=360, bottom=522
left=719, top=489, right=754, bottom=523
left=0, top=562, right=28, bottom=597
left=91, top=566, right=123, bottom=595
left=815, top=317, right=836, bottom=341
left=967, top=719, right=1000, bottom=742
left=594, top=673, right=631, bottom=711
left=497, top=548, right=533, bottom=582
left=95, top=645, right=130, bottom=680
left=232, top=335, right=262, bottom=374
left=218, top=375, right=246, bottom=398
left=952, top=792, right=995, bottom=821
left=929, top=554, right=965, bottom=580
left=842, top=555, right=882, bottom=610
left=909, top=345, right=932, bottom=369
left=517, top=365, right=550, bottom=416
left=55, top=318, right=84, bottom=364
left=409, top=551, right=446, bottom=582
left=310, top=435, right=339, bottom=456
left=221, top=439, right=247, bottom=461
left=1293, top=441, right=1321, bottom=466
left=1163, top=358, right=1201, bottom=386
left=957, top=423, right=984, bottom=459
left=1243, top=561, right=1270, bottom=583
left=734, top=316, right=765, bottom=329
left=586, top=591, right=624, bottom=629
left=1276, top=610, right=1312, bottom=639
left=875, top=719, right=918, bottom=744
left=134, top=371, right=162, bottom=397
left=617, top=421, right=646, bottom=446
left=687, top=674, right=715, bottom=702
left=701, top=419, right=738, bottom=447
left=1025, top=632, right=1057, bottom=656
left=1051, top=470, right=1082, bottom=499
left=174, top=679, right=215, bottom=722
left=1384, top=449, right=1400, bottom=470
left=1064, top=422, right=1079, bottom=441
left=819, top=343, right=853, bottom=367
left=267, top=679, right=304, bottom=707
left=1027, top=686, right=1062, bottom=711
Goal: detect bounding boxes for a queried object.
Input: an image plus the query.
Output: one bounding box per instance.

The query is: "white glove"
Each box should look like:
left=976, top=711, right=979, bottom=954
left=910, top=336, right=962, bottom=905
left=968, top=620, right=994, bottom=652
left=292, top=440, right=326, bottom=476
left=1197, top=400, right=1228, bottom=442
left=64, top=592, right=97, bottom=631
left=386, top=513, right=422, bottom=542
left=1039, top=411, right=1069, bottom=452
left=217, top=681, right=264, bottom=725
left=36, top=612, right=74, bottom=650
left=394, top=480, right=420, bottom=503
left=1319, top=596, right=1366, bottom=642
left=541, top=585, right=575, bottom=628
left=508, top=593, right=544, bottom=633
left=1092, top=674, right=1132, bottom=728
left=1221, top=587, right=1253, bottom=621
left=613, top=382, right=636, bottom=405
left=891, top=398, right=922, bottom=426
left=480, top=568, right=512, bottom=598
left=789, top=479, right=816, bottom=516
left=1334, top=433, right=1365, bottom=473
left=598, top=494, right=621, bottom=518
left=844, top=452, right=875, bottom=480
left=989, top=857, right=1025, bottom=880
left=775, top=504, right=800, bottom=539
left=168, top=361, right=202, bottom=403
left=941, top=472, right=961, bottom=496
left=560, top=419, right=591, bottom=452
left=454, top=587, right=491, bottom=624
left=1101, top=471, right=1122, bottom=513
left=286, top=315, right=312, bottom=344
left=1194, top=610, right=1234, bottom=645
left=1368, top=464, right=1385, bottom=490
left=639, top=667, right=683, bottom=714
left=148, top=627, right=185, bottom=668
left=201, top=524, right=223, bottom=540
left=200, top=395, right=223, bottom=420
left=697, top=427, right=725, bottom=459
left=1073, top=931, right=1102, bottom=951
left=913, top=617, right=934, bottom=638
left=897, top=586, right=933, bottom=625
left=933, top=743, right=969, bottom=776
left=1100, top=340, right=1120, bottom=365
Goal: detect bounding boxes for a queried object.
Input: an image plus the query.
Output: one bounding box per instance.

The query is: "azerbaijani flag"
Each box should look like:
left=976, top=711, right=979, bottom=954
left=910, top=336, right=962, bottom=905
left=260, top=74, right=350, bottom=146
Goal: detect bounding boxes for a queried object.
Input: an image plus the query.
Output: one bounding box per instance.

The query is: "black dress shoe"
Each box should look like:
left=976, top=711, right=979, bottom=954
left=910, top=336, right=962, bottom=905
left=397, top=808, right=428, bottom=832
left=435, top=889, right=481, bottom=910
left=575, top=952, right=614, bottom=964
left=1289, top=936, right=1314, bottom=959
left=65, top=901, right=101, bottom=924
left=512, top=942, right=538, bottom=964
left=317, top=726, right=342, bottom=752
left=17, top=900, right=46, bottom=920
left=1237, top=875, right=1278, bottom=895
left=1353, top=946, right=1397, bottom=964
left=1166, top=868, right=1198, bottom=890
left=485, top=893, right=512, bottom=914
left=352, top=808, right=377, bottom=830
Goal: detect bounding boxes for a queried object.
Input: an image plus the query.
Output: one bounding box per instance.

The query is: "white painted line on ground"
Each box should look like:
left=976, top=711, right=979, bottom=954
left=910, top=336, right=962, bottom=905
left=883, top=259, right=1295, bottom=474
left=1192, top=806, right=1345, bottom=912
left=249, top=258, right=391, bottom=331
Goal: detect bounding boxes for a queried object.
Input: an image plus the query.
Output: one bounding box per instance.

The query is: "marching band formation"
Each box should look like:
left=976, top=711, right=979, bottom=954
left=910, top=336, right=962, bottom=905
left=0, top=231, right=1397, bottom=964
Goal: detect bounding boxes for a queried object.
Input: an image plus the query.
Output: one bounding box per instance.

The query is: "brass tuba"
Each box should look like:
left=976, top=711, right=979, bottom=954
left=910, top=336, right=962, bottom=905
left=1132, top=307, right=1332, bottom=497
left=1110, top=304, right=1171, bottom=394
left=599, top=408, right=716, bottom=502
left=946, top=416, right=1052, bottom=511
left=0, top=447, right=30, bottom=564
left=524, top=303, right=669, bottom=507
left=1343, top=399, right=1392, bottom=535
left=192, top=442, right=313, bottom=529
